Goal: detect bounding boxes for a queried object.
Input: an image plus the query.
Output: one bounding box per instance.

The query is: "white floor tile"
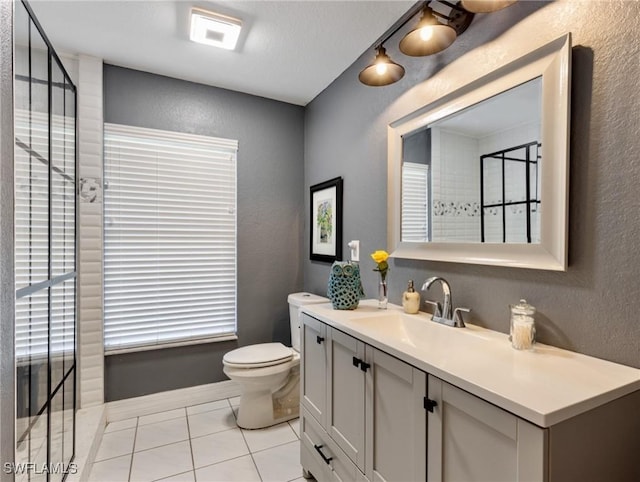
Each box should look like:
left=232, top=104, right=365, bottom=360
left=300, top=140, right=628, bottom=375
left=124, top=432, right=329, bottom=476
left=252, top=441, right=303, bottom=482
left=191, top=428, right=249, bottom=469
left=194, top=455, right=260, bottom=482
left=105, top=417, right=138, bottom=433
left=188, top=407, right=236, bottom=438
left=135, top=417, right=189, bottom=452
left=139, top=408, right=186, bottom=426
left=88, top=454, right=131, bottom=482
left=289, top=418, right=300, bottom=438
left=242, top=422, right=297, bottom=453
left=228, top=396, right=241, bottom=407
left=130, top=441, right=193, bottom=482
left=186, top=400, right=229, bottom=416
left=154, top=470, right=195, bottom=482
left=95, top=428, right=136, bottom=461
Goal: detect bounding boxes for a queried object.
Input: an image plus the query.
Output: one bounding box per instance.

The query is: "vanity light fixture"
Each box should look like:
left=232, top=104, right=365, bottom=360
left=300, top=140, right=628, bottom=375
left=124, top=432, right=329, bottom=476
left=358, top=46, right=406, bottom=86
left=190, top=7, right=242, bottom=50
left=460, top=0, right=517, bottom=13
left=399, top=6, right=457, bottom=56
left=359, top=0, right=484, bottom=87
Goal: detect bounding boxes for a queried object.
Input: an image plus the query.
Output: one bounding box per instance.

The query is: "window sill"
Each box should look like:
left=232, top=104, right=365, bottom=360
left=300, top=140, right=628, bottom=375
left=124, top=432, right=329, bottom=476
left=104, top=334, right=238, bottom=356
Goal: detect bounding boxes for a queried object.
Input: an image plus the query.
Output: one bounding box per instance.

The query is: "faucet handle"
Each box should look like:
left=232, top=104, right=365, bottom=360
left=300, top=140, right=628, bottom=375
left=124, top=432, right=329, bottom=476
left=453, top=307, right=471, bottom=328
left=424, top=300, right=442, bottom=318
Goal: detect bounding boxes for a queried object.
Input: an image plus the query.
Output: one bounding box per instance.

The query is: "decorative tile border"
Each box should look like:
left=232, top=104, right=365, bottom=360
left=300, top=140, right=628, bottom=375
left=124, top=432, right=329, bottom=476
left=433, top=200, right=480, bottom=217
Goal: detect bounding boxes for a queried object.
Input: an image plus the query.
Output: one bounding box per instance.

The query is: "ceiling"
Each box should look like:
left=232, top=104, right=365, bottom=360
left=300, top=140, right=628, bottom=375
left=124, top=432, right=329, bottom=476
left=29, top=0, right=414, bottom=106
left=434, top=77, right=542, bottom=138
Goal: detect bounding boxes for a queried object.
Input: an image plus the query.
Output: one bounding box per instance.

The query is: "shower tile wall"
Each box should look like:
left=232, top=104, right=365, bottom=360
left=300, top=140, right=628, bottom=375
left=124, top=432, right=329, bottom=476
left=431, top=127, right=480, bottom=242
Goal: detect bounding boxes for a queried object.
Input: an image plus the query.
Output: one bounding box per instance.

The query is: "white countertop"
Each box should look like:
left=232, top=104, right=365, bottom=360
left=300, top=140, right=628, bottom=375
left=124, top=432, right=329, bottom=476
left=302, top=300, right=640, bottom=428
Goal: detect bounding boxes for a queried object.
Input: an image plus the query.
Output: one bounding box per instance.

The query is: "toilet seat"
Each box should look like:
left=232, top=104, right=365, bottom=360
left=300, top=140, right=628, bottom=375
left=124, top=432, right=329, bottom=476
left=223, top=342, right=294, bottom=369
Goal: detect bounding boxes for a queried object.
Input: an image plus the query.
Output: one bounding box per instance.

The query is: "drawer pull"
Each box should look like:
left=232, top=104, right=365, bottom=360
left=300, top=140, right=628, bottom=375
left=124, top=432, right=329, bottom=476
left=359, top=361, right=370, bottom=372
left=314, top=444, right=333, bottom=465
left=352, top=356, right=361, bottom=368
left=316, top=336, right=325, bottom=344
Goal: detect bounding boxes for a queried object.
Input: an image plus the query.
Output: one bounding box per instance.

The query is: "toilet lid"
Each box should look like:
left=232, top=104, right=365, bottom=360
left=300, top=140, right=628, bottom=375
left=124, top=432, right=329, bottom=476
left=223, top=343, right=293, bottom=368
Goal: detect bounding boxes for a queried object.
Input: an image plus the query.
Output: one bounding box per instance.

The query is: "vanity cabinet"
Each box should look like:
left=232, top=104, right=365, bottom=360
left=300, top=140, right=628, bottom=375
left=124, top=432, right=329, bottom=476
left=427, top=376, right=545, bottom=482
left=301, top=313, right=427, bottom=482
left=301, top=314, right=327, bottom=425
left=300, top=302, right=640, bottom=482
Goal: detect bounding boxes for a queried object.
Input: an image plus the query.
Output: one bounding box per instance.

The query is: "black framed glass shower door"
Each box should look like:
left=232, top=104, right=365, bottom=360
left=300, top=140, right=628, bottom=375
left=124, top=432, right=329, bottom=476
left=14, top=1, right=77, bottom=480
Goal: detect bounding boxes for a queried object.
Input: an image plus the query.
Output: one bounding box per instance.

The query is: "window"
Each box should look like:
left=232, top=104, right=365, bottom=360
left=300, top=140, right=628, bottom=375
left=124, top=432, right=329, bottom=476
left=401, top=162, right=430, bottom=242
left=103, top=123, right=237, bottom=352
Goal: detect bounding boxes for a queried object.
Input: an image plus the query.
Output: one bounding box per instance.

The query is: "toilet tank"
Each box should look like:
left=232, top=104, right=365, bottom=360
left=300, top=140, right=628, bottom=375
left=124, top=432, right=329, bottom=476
left=287, top=292, right=328, bottom=352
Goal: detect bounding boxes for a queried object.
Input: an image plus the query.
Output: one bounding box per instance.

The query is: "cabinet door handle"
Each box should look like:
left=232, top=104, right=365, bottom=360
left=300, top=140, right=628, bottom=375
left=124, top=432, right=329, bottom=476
left=314, top=444, right=333, bottom=465
left=352, top=356, right=361, bottom=368
left=359, top=361, right=371, bottom=372
left=316, top=335, right=324, bottom=344
left=424, top=397, right=438, bottom=413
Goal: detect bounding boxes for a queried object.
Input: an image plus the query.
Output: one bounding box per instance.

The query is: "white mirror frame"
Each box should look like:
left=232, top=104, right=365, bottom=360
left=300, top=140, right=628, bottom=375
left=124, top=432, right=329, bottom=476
left=388, top=34, right=571, bottom=271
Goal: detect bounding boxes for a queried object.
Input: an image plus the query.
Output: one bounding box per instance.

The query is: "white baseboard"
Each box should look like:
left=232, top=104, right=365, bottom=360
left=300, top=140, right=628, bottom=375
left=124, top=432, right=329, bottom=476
left=66, top=404, right=106, bottom=482
left=106, top=380, right=241, bottom=422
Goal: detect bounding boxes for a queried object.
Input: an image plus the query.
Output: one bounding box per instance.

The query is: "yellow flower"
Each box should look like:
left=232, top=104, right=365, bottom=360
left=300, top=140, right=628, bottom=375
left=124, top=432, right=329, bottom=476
left=370, top=250, right=389, bottom=264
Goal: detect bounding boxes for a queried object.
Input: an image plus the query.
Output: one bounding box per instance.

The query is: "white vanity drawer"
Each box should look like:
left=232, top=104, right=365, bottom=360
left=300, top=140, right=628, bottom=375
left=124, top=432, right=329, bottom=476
left=301, top=407, right=368, bottom=482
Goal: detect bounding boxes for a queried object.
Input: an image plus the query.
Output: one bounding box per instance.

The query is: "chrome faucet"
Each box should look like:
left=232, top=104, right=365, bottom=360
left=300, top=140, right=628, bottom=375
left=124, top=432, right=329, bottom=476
left=422, top=277, right=453, bottom=320
left=421, top=276, right=470, bottom=328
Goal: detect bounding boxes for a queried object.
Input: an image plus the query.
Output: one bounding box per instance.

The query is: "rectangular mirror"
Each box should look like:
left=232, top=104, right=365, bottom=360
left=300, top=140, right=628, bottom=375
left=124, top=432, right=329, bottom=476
left=388, top=34, right=571, bottom=270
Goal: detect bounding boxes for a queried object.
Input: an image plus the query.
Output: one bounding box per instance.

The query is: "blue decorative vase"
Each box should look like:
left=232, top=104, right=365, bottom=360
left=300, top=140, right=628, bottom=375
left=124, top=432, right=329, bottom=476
left=327, top=261, right=365, bottom=310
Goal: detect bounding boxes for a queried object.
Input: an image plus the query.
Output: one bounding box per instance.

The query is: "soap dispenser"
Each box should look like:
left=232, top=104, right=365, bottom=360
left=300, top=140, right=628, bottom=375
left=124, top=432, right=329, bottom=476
left=402, top=280, right=420, bottom=314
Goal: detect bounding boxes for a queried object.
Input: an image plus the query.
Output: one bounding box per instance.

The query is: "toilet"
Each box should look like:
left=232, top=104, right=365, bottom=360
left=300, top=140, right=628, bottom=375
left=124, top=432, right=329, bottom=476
left=223, top=292, right=328, bottom=429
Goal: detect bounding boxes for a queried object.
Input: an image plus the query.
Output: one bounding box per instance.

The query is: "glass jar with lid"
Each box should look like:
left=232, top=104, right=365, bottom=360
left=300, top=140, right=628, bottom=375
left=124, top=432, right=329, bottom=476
left=509, top=299, right=536, bottom=350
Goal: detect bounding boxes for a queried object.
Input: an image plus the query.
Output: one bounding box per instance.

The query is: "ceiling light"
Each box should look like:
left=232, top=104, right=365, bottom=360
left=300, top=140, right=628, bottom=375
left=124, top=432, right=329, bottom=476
left=460, top=0, right=517, bottom=13
left=358, top=46, right=405, bottom=87
left=190, top=7, right=242, bottom=50
left=399, top=6, right=456, bottom=56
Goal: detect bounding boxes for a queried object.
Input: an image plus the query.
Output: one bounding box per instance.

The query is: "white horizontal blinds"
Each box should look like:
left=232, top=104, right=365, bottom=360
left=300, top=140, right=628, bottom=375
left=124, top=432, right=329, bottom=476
left=103, top=123, right=238, bottom=351
left=15, top=109, right=49, bottom=291
left=15, top=109, right=76, bottom=359
left=402, top=162, right=430, bottom=242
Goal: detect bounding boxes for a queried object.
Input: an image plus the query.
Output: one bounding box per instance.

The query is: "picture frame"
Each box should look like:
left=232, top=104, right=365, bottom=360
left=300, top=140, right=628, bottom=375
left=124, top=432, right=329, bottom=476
left=310, top=177, right=343, bottom=262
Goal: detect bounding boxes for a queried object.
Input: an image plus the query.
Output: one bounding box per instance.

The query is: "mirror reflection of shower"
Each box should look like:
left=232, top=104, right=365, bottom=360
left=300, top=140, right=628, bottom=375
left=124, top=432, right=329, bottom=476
left=401, top=77, right=542, bottom=244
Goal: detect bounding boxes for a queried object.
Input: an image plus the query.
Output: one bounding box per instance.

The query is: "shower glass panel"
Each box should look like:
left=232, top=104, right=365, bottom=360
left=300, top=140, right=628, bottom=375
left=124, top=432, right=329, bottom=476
left=14, top=1, right=77, bottom=480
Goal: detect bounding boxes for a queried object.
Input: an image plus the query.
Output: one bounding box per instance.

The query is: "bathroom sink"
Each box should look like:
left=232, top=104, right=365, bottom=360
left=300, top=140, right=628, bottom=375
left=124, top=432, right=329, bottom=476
left=348, top=311, right=428, bottom=348
left=347, top=309, right=491, bottom=351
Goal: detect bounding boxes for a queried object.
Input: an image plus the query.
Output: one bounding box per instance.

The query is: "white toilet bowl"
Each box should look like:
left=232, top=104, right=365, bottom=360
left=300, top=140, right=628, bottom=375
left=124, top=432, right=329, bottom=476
left=223, top=343, right=300, bottom=429
left=222, top=292, right=328, bottom=429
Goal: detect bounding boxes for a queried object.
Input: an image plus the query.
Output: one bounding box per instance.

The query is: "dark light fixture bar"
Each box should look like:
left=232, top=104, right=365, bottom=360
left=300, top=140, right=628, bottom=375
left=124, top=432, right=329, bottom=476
left=359, top=0, right=516, bottom=87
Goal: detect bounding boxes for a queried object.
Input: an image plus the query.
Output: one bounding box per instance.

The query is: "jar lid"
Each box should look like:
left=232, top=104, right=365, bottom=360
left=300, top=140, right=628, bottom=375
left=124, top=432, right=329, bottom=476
left=511, top=299, right=536, bottom=315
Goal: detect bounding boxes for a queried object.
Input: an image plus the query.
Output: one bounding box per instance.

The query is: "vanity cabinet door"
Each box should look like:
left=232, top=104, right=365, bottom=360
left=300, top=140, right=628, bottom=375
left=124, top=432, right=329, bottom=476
left=327, top=327, right=366, bottom=471
left=427, top=375, right=547, bottom=482
left=365, top=346, right=427, bottom=482
left=301, top=313, right=328, bottom=426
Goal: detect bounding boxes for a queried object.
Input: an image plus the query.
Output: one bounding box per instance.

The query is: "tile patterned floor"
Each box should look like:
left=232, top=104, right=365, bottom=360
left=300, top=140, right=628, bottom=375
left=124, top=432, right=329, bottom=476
left=89, top=396, right=307, bottom=482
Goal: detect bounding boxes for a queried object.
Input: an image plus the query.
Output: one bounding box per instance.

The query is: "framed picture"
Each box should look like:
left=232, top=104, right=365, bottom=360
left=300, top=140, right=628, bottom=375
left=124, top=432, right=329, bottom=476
left=310, top=177, right=343, bottom=262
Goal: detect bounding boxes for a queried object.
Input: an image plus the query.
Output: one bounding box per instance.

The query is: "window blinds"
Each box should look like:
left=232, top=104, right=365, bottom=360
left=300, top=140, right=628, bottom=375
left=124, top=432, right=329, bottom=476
left=401, top=162, right=430, bottom=242
left=15, top=109, right=76, bottom=360
left=103, top=123, right=238, bottom=351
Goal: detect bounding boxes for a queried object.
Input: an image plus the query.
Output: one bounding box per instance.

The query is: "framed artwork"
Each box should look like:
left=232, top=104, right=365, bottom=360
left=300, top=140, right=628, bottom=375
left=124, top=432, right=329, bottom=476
left=310, top=177, right=343, bottom=262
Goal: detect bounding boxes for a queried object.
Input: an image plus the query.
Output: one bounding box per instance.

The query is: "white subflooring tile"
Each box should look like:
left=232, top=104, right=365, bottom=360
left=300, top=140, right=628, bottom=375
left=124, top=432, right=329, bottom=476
left=88, top=397, right=308, bottom=482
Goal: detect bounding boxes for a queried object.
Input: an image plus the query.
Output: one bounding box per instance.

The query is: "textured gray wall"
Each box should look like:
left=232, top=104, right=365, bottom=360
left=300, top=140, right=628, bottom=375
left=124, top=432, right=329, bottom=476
left=0, top=0, right=15, bottom=476
left=304, top=1, right=640, bottom=368
left=104, top=65, right=305, bottom=400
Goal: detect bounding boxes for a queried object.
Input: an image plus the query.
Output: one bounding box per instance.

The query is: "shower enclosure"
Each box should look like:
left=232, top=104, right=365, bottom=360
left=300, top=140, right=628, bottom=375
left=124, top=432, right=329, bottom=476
left=13, top=1, right=78, bottom=480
